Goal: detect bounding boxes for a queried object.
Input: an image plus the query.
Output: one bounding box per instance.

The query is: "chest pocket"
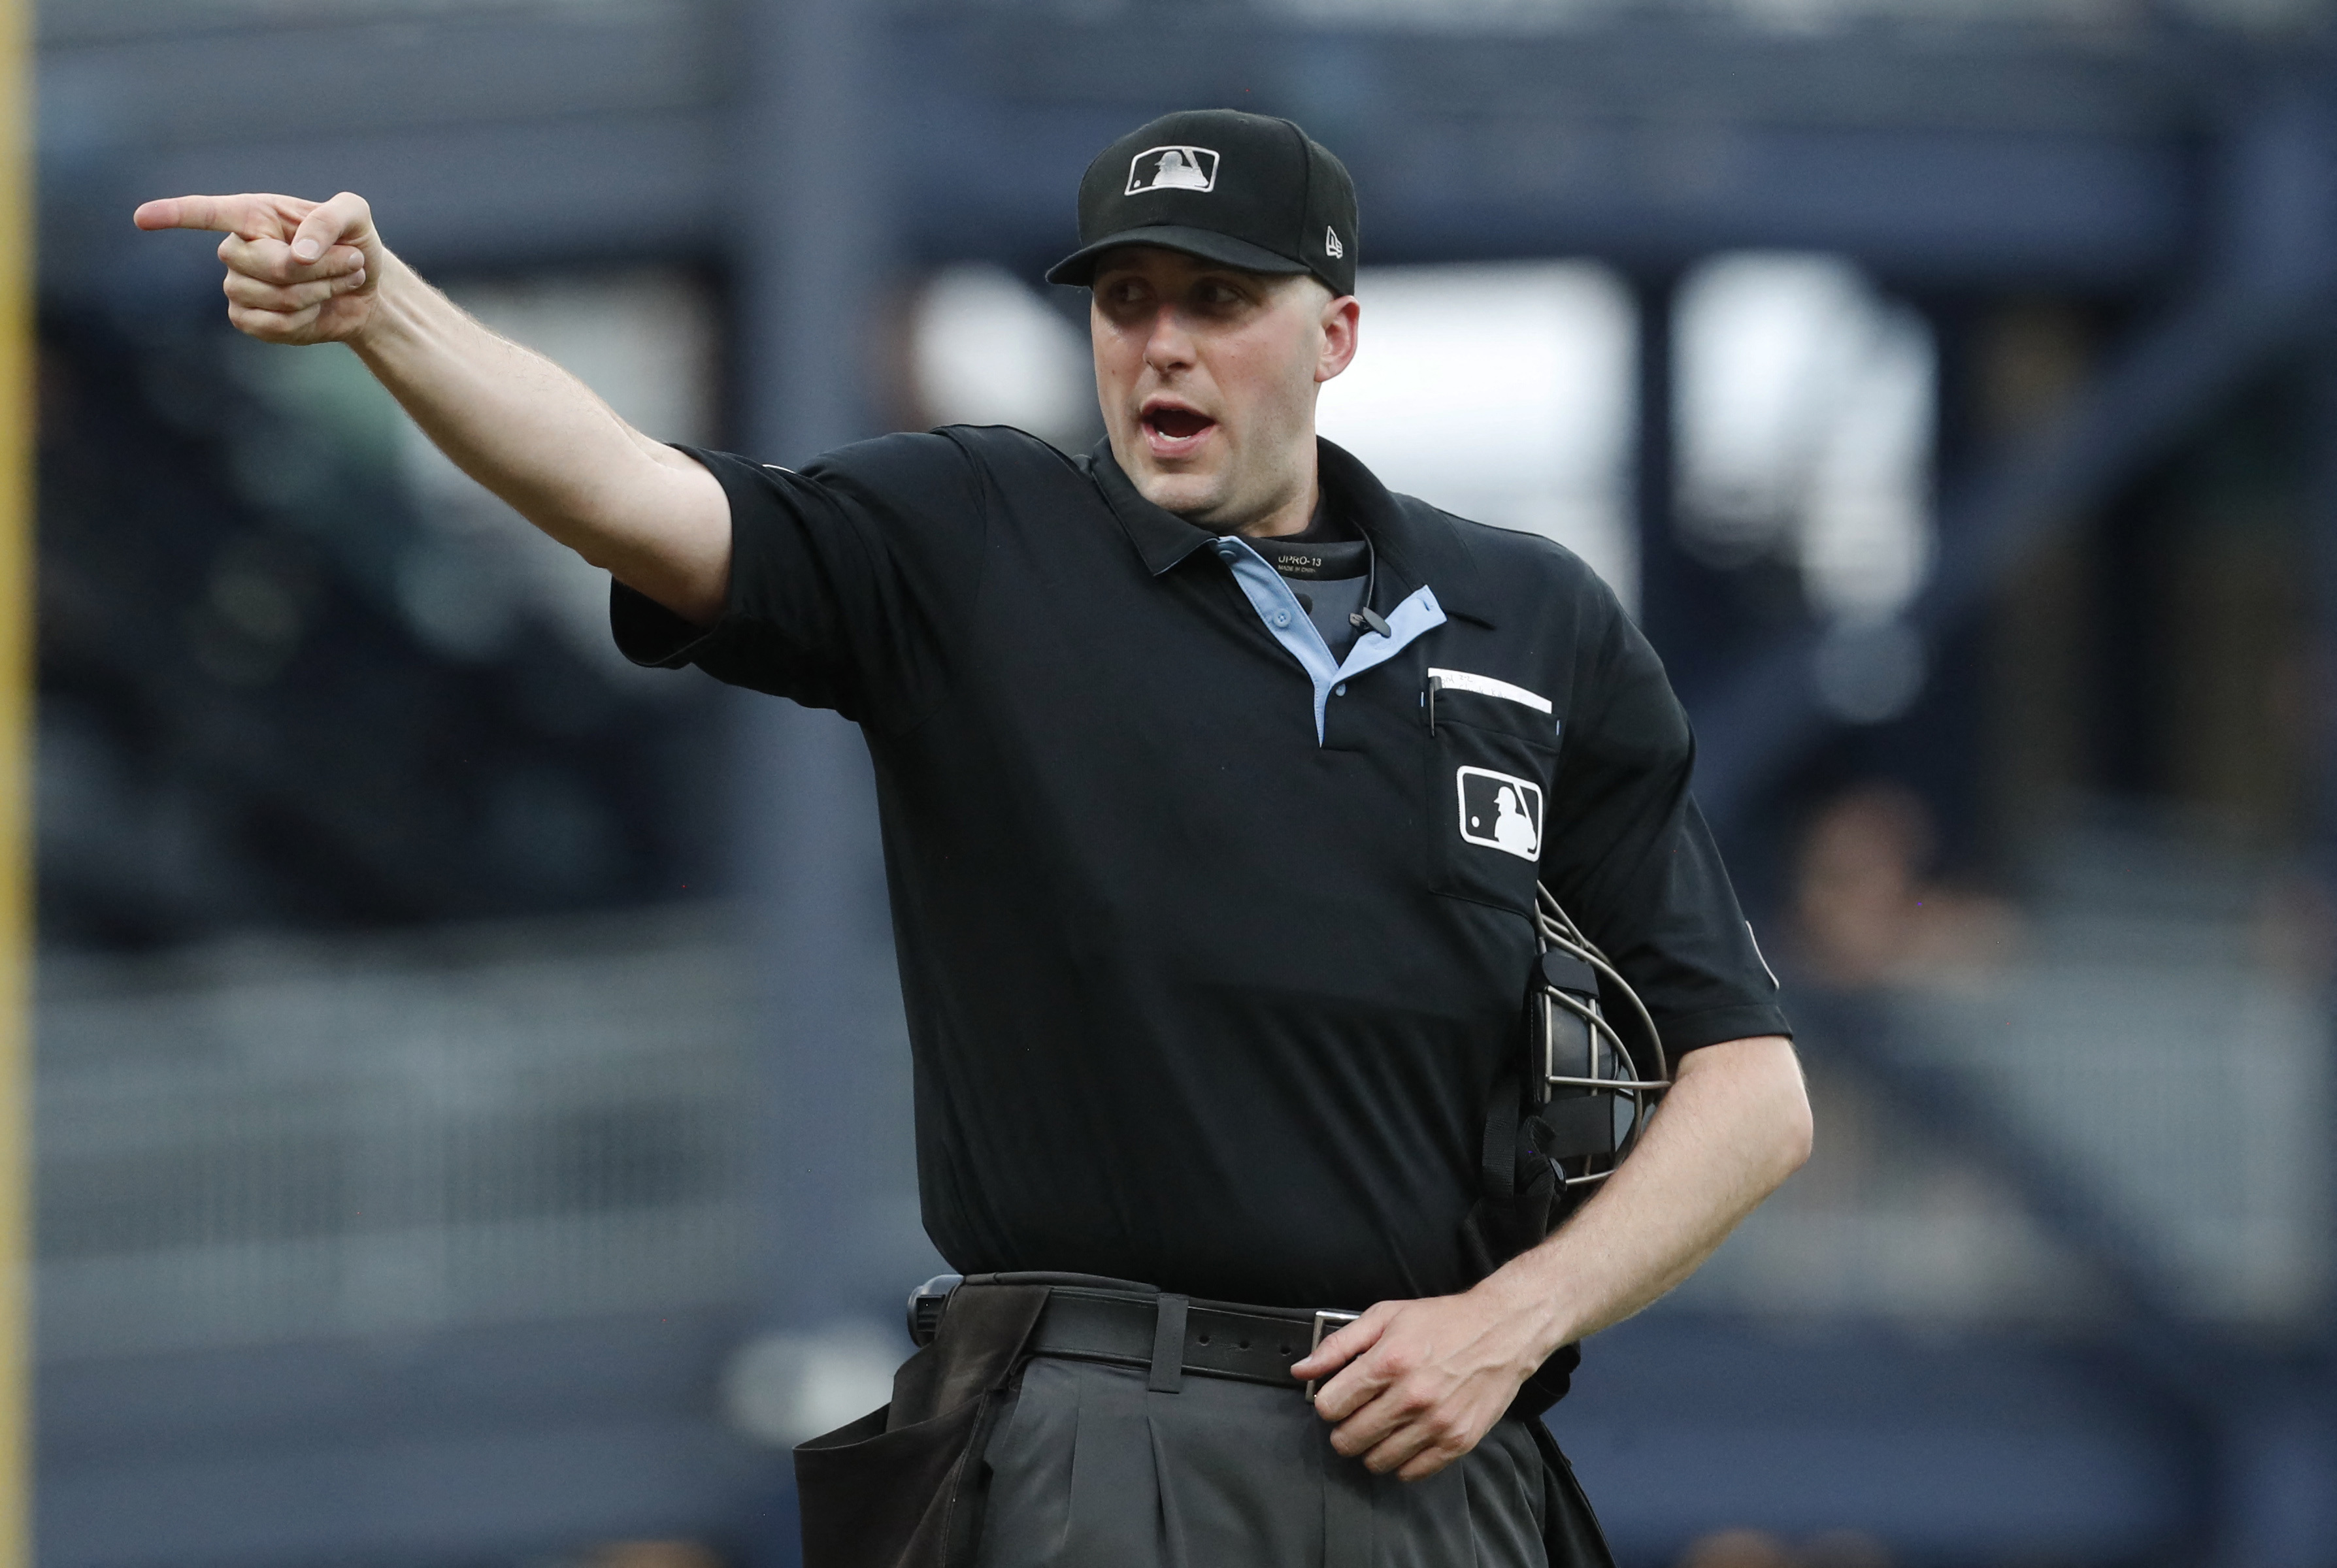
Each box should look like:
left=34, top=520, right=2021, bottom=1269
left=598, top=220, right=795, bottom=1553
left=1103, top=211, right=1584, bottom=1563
left=1425, top=672, right=1562, bottom=915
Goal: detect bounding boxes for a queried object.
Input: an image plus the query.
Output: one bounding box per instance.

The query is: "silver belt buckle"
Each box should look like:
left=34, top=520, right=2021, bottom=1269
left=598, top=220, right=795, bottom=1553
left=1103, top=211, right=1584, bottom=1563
left=1304, top=1309, right=1361, bottom=1403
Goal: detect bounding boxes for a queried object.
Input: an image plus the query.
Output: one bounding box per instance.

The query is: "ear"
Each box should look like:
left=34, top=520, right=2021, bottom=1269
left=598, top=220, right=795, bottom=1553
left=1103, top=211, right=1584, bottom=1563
left=1316, top=293, right=1361, bottom=384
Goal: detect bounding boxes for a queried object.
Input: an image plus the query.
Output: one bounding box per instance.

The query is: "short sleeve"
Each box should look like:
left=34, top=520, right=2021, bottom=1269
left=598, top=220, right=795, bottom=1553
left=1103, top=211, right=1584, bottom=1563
left=610, top=431, right=988, bottom=729
left=1539, top=581, right=1791, bottom=1059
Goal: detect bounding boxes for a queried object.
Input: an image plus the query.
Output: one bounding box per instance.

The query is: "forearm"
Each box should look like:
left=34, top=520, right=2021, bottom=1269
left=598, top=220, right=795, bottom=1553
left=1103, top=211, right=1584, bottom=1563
left=351, top=253, right=727, bottom=621
left=1478, top=1034, right=1812, bottom=1356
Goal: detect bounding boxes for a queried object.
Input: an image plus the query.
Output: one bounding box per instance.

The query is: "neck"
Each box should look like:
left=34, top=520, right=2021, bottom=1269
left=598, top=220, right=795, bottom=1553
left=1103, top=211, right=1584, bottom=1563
left=1230, top=431, right=1321, bottom=540
left=1234, top=478, right=1319, bottom=540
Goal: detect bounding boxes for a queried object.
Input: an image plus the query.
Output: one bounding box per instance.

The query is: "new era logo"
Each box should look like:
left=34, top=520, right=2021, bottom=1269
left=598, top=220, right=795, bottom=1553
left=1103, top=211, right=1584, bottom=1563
left=1127, top=146, right=1219, bottom=195
left=1455, top=766, right=1543, bottom=862
left=1325, top=227, right=1344, bottom=259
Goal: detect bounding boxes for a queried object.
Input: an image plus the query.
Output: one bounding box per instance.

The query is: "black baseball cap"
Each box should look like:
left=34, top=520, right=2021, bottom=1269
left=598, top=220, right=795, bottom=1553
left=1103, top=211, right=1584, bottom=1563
left=1046, top=109, right=1358, bottom=298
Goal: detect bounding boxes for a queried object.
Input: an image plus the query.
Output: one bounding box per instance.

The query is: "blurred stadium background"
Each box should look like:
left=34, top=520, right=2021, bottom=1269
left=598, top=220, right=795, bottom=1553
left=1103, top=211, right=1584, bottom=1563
left=23, top=0, right=2337, bottom=1563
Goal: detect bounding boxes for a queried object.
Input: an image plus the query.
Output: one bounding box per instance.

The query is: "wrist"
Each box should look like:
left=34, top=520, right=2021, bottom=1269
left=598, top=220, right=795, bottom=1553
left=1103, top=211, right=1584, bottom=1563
left=1470, top=1249, right=1582, bottom=1366
left=346, top=250, right=424, bottom=359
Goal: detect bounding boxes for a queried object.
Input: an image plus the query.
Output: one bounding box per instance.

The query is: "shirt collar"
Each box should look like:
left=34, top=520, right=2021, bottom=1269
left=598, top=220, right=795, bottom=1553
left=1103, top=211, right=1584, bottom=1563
left=1084, top=436, right=1499, bottom=629
left=1086, top=438, right=1219, bottom=576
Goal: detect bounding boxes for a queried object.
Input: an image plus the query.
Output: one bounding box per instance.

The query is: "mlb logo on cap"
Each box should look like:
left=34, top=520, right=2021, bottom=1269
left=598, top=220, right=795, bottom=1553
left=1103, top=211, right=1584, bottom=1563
left=1127, top=146, right=1219, bottom=195
left=1049, top=108, right=1359, bottom=299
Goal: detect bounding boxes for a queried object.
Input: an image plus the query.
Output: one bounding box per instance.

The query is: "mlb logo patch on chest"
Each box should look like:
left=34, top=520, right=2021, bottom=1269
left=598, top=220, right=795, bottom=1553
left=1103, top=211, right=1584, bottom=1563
left=1455, top=766, right=1543, bottom=862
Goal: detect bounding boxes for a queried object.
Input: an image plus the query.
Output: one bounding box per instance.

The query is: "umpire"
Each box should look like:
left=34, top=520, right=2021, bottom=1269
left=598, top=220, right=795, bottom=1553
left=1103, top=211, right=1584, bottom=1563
left=140, top=107, right=1811, bottom=1567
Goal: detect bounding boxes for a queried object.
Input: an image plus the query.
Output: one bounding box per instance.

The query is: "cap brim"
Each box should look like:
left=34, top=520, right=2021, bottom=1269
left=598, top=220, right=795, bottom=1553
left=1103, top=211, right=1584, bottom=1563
left=1045, top=225, right=1310, bottom=287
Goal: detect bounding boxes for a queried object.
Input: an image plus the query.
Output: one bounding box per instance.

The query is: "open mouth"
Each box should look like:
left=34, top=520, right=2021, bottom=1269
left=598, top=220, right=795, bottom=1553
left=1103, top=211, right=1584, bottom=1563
left=1141, top=402, right=1217, bottom=454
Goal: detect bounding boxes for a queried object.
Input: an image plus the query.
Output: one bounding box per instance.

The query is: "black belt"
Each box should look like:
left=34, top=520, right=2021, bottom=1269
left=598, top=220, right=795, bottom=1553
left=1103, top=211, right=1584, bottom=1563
left=934, top=1275, right=1356, bottom=1395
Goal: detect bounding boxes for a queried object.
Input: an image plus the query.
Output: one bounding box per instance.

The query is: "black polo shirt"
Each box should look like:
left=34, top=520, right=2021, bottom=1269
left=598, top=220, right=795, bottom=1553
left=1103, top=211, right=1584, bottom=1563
left=614, top=427, right=1788, bottom=1310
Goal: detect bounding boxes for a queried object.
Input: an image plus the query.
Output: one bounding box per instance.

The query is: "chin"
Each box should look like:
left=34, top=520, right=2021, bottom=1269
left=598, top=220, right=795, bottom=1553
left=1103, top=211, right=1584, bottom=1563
left=1133, top=466, right=1227, bottom=520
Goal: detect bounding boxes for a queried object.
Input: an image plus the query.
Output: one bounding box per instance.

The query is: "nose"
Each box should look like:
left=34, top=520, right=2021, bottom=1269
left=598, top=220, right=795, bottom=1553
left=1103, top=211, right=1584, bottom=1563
left=1141, top=304, right=1196, bottom=378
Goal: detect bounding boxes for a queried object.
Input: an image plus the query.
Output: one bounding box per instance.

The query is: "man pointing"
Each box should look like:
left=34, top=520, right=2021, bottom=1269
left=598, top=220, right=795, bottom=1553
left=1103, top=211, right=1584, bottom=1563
left=141, top=109, right=1810, bottom=1566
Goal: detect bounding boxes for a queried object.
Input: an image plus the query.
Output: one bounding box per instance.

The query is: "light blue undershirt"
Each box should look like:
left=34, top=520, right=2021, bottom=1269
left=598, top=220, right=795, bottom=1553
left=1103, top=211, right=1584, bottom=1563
left=1210, top=536, right=1448, bottom=744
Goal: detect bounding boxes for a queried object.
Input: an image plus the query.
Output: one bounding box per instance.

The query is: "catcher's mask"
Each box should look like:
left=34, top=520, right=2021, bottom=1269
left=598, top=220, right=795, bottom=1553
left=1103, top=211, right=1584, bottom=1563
left=1524, top=884, right=1670, bottom=1199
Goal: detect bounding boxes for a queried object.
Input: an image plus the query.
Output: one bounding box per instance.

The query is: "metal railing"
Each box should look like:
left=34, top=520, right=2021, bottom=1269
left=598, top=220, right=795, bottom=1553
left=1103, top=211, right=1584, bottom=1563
left=35, top=908, right=754, bottom=1360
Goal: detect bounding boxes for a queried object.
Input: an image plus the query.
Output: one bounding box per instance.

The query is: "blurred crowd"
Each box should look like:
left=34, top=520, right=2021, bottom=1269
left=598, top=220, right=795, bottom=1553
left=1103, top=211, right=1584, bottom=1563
left=1790, top=783, right=2021, bottom=990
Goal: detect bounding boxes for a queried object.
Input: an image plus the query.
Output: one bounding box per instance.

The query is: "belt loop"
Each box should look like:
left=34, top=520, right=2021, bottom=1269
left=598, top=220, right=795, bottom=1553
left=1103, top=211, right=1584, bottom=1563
left=1147, top=1294, right=1189, bottom=1394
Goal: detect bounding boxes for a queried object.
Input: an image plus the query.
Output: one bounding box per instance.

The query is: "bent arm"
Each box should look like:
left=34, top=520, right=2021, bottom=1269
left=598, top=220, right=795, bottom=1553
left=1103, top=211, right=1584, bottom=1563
left=136, top=192, right=729, bottom=624
left=1481, top=1032, right=1812, bottom=1343
left=1297, top=1034, right=1811, bottom=1479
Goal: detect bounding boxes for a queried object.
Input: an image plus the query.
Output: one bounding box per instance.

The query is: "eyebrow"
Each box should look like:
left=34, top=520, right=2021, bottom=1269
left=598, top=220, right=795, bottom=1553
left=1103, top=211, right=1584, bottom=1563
left=1095, top=272, right=1267, bottom=304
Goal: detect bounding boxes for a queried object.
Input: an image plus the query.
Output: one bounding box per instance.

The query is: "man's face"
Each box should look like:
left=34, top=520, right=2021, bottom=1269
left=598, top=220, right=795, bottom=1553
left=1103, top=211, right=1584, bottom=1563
left=1089, top=246, right=1358, bottom=534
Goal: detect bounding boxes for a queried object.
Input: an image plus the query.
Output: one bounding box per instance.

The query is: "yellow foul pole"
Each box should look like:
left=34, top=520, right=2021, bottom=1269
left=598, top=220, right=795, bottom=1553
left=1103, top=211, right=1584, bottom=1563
left=0, top=0, right=31, bottom=1559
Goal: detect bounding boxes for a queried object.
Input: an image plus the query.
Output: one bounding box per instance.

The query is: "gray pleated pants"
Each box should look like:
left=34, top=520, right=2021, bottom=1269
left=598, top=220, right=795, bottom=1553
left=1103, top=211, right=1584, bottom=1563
left=972, top=1356, right=1552, bottom=1567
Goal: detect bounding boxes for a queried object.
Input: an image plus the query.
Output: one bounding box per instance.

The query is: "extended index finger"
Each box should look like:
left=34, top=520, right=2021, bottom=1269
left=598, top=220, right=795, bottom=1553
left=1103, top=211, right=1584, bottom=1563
left=133, top=193, right=310, bottom=238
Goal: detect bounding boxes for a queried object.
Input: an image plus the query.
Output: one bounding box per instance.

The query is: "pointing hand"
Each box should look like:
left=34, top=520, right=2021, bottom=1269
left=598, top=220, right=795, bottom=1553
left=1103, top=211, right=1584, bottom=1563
left=133, top=191, right=384, bottom=347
